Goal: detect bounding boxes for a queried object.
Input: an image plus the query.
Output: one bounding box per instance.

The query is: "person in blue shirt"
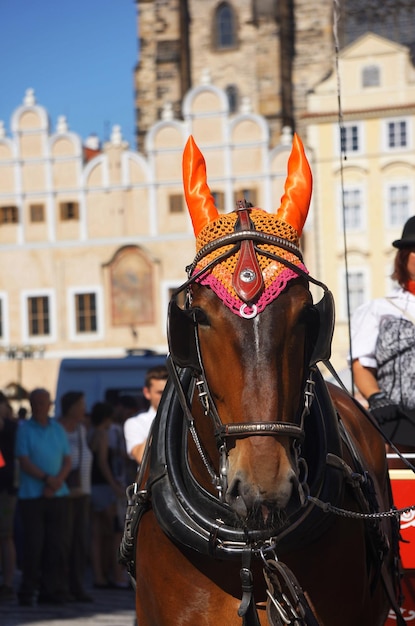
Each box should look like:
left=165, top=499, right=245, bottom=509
left=15, top=388, right=71, bottom=606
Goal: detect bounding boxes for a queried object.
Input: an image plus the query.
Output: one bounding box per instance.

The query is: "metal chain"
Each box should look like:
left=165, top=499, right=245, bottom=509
left=308, top=495, right=415, bottom=520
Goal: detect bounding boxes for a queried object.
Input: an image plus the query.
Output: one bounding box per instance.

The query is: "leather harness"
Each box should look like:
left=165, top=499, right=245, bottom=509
left=119, top=209, right=404, bottom=625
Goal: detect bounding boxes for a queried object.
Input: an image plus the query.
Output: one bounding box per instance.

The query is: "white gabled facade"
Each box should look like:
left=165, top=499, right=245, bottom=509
left=305, top=33, right=415, bottom=377
left=0, top=84, right=293, bottom=397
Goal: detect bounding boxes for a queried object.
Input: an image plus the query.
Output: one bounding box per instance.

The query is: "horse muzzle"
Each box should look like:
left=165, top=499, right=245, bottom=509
left=225, top=466, right=306, bottom=528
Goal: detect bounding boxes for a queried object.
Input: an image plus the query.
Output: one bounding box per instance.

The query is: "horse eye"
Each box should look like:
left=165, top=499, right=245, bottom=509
left=192, top=307, right=210, bottom=326
left=299, top=303, right=316, bottom=325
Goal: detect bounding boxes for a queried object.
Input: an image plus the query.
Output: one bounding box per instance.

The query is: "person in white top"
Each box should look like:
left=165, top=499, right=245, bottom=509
left=123, top=366, right=168, bottom=465
left=351, top=216, right=415, bottom=453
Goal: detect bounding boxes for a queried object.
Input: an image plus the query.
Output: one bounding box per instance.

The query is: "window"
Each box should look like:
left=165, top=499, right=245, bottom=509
left=387, top=120, right=407, bottom=149
left=215, top=3, right=236, bottom=49
left=30, top=204, right=45, bottom=222
left=169, top=194, right=184, bottom=214
left=225, top=84, right=239, bottom=113
left=0, top=206, right=18, bottom=224
left=346, top=271, right=365, bottom=316
left=156, top=40, right=180, bottom=63
left=211, top=191, right=225, bottom=212
left=343, top=187, right=363, bottom=230
left=234, top=188, right=257, bottom=208
left=28, top=296, right=50, bottom=337
left=340, top=125, right=360, bottom=154
left=387, top=184, right=410, bottom=227
left=68, top=286, right=102, bottom=340
left=60, top=201, right=79, bottom=220
left=22, top=290, right=55, bottom=343
left=75, top=293, right=97, bottom=333
left=362, top=65, right=380, bottom=88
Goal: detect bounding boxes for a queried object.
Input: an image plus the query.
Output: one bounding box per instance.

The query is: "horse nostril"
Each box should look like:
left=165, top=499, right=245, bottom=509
left=225, top=478, right=249, bottom=517
left=227, top=478, right=242, bottom=500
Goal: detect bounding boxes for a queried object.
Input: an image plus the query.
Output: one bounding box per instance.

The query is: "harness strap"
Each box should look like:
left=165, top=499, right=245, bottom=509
left=380, top=560, right=406, bottom=626
left=326, top=420, right=406, bottom=626
left=263, top=559, right=320, bottom=625
left=238, top=549, right=262, bottom=626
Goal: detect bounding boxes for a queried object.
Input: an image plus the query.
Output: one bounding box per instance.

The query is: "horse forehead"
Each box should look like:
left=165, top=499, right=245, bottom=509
left=194, top=281, right=310, bottom=331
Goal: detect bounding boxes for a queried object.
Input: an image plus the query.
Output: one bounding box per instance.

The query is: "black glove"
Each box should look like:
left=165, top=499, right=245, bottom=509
left=368, top=391, right=401, bottom=425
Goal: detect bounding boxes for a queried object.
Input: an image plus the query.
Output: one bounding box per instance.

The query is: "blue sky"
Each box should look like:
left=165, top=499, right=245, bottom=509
left=0, top=0, right=138, bottom=147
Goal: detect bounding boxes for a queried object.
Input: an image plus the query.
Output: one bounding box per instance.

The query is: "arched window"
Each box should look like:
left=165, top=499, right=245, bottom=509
left=225, top=84, right=239, bottom=112
left=215, top=3, right=236, bottom=50
left=362, top=65, right=380, bottom=88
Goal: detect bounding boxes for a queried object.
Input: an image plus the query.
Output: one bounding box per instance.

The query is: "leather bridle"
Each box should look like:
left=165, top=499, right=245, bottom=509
left=167, top=208, right=335, bottom=498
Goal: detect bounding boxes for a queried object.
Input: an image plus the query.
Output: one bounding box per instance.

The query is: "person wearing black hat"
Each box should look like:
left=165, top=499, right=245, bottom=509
left=351, top=215, right=415, bottom=464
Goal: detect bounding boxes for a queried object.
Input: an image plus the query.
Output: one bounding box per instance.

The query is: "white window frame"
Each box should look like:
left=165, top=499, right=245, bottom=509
left=384, top=180, right=413, bottom=228
left=338, top=268, right=369, bottom=321
left=21, top=289, right=57, bottom=344
left=67, top=286, right=104, bottom=342
left=338, top=183, right=366, bottom=232
left=382, top=117, right=411, bottom=151
left=0, top=291, right=9, bottom=345
left=336, top=122, right=364, bottom=157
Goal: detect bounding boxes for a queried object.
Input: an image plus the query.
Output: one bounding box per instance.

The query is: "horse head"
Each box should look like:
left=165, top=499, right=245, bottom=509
left=168, top=135, right=334, bottom=530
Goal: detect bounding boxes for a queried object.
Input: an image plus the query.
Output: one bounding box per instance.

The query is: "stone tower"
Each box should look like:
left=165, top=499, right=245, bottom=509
left=134, top=0, right=337, bottom=152
left=134, top=0, right=414, bottom=153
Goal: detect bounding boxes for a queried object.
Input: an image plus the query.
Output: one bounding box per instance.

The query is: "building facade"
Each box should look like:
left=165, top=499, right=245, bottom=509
left=2, top=18, right=415, bottom=399
left=134, top=0, right=335, bottom=150
left=305, top=33, right=415, bottom=376
left=0, top=84, right=294, bottom=397
left=133, top=1, right=415, bottom=154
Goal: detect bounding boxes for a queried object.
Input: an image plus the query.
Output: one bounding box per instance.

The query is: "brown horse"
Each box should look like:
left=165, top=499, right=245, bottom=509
left=120, top=135, right=404, bottom=625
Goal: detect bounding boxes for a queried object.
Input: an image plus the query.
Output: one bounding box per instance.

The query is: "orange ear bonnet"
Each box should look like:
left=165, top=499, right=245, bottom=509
left=182, top=135, right=312, bottom=317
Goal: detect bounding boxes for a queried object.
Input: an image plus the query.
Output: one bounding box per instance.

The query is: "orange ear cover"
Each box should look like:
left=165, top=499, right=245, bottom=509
left=182, top=136, right=219, bottom=236
left=275, top=133, right=312, bottom=237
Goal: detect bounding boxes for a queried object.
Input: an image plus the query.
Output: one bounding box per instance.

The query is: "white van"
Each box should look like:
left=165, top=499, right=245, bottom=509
left=54, top=351, right=167, bottom=415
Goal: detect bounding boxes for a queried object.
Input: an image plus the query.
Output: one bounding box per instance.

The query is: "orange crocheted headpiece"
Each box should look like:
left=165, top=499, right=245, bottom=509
left=182, top=135, right=312, bottom=317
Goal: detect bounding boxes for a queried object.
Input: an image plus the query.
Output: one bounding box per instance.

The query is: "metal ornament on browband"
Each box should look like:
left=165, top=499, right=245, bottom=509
left=182, top=134, right=313, bottom=319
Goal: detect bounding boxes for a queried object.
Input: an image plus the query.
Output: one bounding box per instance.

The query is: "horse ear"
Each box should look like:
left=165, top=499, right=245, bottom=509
left=275, top=133, right=312, bottom=237
left=182, top=136, right=219, bottom=237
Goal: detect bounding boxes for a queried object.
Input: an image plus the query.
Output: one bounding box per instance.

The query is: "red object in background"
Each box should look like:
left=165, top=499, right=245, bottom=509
left=390, top=470, right=415, bottom=570
left=0, top=450, right=5, bottom=468
left=385, top=470, right=415, bottom=623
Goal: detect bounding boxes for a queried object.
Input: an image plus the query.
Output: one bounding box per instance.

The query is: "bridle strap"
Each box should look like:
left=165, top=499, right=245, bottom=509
left=232, top=208, right=264, bottom=303
left=188, top=229, right=303, bottom=276
left=173, top=229, right=329, bottom=303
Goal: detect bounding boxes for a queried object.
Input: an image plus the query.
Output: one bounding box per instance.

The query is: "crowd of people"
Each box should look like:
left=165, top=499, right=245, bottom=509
left=0, top=365, right=168, bottom=606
